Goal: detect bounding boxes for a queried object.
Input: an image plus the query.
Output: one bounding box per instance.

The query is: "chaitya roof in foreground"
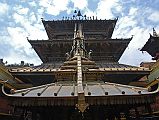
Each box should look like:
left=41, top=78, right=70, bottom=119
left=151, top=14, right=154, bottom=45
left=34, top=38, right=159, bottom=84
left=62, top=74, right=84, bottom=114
left=2, top=81, right=157, bottom=106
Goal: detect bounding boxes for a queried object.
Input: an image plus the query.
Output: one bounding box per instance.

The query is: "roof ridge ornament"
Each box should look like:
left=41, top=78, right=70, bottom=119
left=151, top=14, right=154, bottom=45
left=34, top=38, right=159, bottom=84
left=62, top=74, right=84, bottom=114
left=74, top=10, right=82, bottom=20
left=73, top=10, right=87, bottom=20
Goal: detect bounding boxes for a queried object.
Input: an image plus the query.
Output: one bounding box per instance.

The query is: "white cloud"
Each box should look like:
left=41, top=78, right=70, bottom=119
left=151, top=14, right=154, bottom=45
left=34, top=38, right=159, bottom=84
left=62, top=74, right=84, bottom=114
left=113, top=16, right=137, bottom=38
left=112, top=6, right=154, bottom=66
left=1, top=3, right=48, bottom=65
left=71, top=0, right=88, bottom=10
left=148, top=11, right=159, bottom=22
left=29, top=1, right=36, bottom=7
left=7, top=27, right=28, bottom=46
left=18, top=7, right=29, bottom=15
left=96, top=0, right=120, bottom=19
left=12, top=7, right=47, bottom=40
left=0, top=2, right=9, bottom=16
left=129, top=27, right=151, bottom=48
left=39, top=0, right=70, bottom=16
left=115, top=4, right=122, bottom=13
left=6, top=26, right=42, bottom=65
left=13, top=12, right=25, bottom=23
left=128, top=7, right=138, bottom=16
left=84, top=9, right=96, bottom=17
left=29, top=12, right=37, bottom=23
left=118, top=26, right=153, bottom=66
left=25, top=24, right=48, bottom=40
left=119, top=48, right=153, bottom=66
left=38, top=8, right=45, bottom=14
left=12, top=5, right=29, bottom=16
left=3, top=48, right=42, bottom=66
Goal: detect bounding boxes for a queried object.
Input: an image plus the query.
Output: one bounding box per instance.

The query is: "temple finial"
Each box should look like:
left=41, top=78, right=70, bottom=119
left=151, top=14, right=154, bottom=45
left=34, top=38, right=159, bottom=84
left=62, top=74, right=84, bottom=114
left=69, top=23, right=87, bottom=57
left=77, top=10, right=82, bottom=17
left=76, top=24, right=83, bottom=38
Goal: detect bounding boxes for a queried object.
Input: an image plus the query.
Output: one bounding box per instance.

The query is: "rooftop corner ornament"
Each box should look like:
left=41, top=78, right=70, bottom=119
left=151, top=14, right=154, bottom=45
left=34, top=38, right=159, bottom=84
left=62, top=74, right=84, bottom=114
left=153, top=28, right=159, bottom=37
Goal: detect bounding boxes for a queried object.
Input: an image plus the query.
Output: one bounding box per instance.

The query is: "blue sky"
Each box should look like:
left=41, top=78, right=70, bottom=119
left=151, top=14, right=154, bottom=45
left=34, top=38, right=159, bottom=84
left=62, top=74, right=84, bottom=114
left=0, top=0, right=159, bottom=66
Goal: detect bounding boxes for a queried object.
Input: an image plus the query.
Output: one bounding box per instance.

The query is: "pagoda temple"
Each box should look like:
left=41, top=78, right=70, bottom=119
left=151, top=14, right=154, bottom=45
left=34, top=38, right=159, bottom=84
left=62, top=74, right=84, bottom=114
left=140, top=28, right=159, bottom=115
left=0, top=11, right=159, bottom=120
left=141, top=28, right=159, bottom=61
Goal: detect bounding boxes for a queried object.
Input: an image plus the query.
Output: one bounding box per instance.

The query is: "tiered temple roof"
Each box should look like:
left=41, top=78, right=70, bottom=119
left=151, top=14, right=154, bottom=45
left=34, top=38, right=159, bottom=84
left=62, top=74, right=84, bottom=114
left=28, top=17, right=132, bottom=63
left=42, top=19, right=117, bottom=39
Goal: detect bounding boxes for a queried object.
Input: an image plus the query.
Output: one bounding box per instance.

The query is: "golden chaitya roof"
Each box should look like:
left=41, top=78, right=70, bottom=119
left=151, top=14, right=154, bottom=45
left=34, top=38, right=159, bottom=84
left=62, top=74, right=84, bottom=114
left=2, top=81, right=157, bottom=106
